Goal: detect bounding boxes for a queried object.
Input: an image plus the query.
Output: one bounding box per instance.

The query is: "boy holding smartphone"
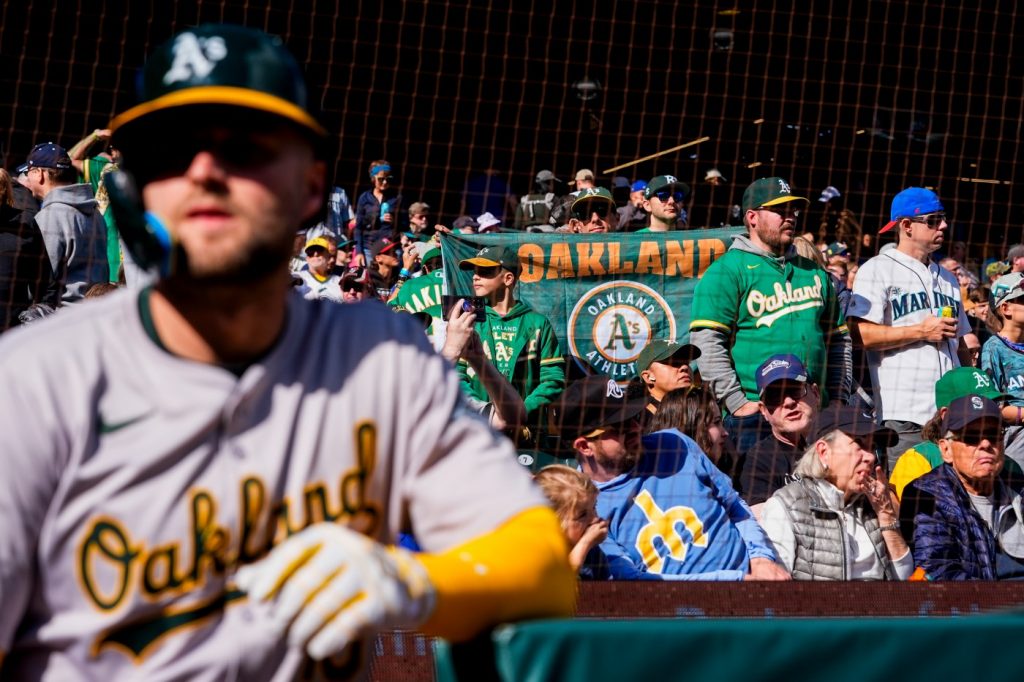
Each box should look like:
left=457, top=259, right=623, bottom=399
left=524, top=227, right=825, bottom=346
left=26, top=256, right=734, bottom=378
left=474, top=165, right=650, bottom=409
left=457, top=245, right=566, bottom=440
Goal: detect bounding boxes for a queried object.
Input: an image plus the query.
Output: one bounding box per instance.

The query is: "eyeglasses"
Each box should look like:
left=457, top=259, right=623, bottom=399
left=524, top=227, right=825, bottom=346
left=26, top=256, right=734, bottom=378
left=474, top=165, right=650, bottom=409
left=653, top=190, right=686, bottom=203
left=375, top=175, right=393, bottom=183
left=907, top=213, right=946, bottom=229
left=571, top=201, right=611, bottom=221
left=762, top=383, right=810, bottom=409
left=341, top=283, right=363, bottom=293
left=757, top=205, right=802, bottom=219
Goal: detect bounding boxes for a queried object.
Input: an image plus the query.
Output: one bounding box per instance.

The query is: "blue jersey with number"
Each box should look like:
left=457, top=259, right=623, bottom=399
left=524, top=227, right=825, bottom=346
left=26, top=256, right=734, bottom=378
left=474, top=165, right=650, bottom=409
left=594, top=429, right=776, bottom=581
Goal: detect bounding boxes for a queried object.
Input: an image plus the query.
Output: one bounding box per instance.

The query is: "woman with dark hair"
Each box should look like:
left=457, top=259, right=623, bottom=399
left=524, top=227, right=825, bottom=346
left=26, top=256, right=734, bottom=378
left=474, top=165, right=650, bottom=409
left=352, top=158, right=403, bottom=267
left=645, top=386, right=731, bottom=466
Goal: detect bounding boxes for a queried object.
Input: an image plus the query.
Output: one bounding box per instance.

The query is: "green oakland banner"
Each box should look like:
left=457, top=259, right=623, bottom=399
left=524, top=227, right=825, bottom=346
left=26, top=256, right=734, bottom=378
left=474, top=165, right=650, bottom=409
left=441, top=228, right=743, bottom=380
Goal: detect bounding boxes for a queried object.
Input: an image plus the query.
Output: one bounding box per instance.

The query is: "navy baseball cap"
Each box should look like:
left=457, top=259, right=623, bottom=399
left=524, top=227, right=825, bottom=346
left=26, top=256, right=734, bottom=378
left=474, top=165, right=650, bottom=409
left=24, top=142, right=72, bottom=170
left=813, top=405, right=898, bottom=447
left=943, top=395, right=1003, bottom=433
left=550, top=375, right=646, bottom=439
left=879, top=187, right=944, bottom=234
left=755, top=354, right=808, bottom=395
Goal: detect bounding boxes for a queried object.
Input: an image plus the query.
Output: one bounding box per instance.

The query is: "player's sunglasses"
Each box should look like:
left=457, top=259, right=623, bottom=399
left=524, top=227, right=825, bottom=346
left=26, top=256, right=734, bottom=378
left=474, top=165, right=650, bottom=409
left=762, top=382, right=809, bottom=409
left=653, top=190, right=685, bottom=203
left=906, top=213, right=947, bottom=229
left=571, top=201, right=610, bottom=221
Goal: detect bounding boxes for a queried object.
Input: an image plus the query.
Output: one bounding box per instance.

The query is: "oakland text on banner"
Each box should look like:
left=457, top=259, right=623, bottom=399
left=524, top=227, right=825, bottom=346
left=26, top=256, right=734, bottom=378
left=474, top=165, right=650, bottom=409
left=440, top=228, right=742, bottom=380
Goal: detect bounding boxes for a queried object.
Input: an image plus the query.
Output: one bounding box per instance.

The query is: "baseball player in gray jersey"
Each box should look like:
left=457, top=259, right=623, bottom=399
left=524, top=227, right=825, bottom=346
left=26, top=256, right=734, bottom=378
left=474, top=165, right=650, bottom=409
left=0, top=24, right=575, bottom=680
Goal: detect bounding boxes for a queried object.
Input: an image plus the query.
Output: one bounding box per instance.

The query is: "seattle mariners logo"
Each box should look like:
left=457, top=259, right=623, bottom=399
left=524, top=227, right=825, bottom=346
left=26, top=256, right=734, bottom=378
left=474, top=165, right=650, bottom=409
left=568, top=281, right=676, bottom=379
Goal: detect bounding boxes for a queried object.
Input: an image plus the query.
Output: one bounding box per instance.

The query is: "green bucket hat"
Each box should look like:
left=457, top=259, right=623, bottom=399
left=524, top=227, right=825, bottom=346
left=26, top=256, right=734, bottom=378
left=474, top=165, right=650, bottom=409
left=110, top=24, right=326, bottom=145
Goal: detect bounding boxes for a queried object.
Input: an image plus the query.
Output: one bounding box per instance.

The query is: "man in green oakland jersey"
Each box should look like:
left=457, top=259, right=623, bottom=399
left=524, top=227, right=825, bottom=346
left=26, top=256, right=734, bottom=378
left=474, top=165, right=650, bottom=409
left=690, top=177, right=852, bottom=455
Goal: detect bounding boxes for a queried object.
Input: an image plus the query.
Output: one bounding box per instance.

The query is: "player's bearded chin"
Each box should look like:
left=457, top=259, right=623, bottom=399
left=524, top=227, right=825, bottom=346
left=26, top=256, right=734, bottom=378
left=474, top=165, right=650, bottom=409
left=171, top=234, right=293, bottom=285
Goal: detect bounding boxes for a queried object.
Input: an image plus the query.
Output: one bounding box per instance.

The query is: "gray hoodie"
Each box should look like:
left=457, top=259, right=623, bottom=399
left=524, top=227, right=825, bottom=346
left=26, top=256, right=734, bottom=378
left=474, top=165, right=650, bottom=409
left=36, top=183, right=109, bottom=303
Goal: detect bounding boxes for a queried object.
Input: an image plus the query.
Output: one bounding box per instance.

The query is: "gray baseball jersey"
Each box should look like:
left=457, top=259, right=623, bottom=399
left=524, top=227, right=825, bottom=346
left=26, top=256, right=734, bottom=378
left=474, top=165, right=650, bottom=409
left=0, top=289, right=544, bottom=680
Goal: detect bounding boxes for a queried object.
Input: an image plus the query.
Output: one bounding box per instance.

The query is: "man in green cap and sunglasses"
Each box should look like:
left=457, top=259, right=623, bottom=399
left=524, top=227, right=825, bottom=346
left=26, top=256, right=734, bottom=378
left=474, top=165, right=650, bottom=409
left=690, top=177, right=852, bottom=455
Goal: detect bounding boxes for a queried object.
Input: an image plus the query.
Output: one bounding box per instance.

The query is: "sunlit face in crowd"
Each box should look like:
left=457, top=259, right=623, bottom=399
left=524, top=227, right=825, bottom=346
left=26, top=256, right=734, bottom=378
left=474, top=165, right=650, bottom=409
left=642, top=355, right=693, bottom=400
left=304, top=245, right=333, bottom=277
left=570, top=199, right=617, bottom=233
left=644, top=189, right=684, bottom=227
left=471, top=264, right=513, bottom=298
left=747, top=202, right=802, bottom=253
left=580, top=419, right=643, bottom=477
left=819, top=431, right=878, bottom=494
left=564, top=492, right=602, bottom=546
left=760, top=380, right=818, bottom=438
left=940, top=417, right=1004, bottom=495
left=705, top=411, right=730, bottom=463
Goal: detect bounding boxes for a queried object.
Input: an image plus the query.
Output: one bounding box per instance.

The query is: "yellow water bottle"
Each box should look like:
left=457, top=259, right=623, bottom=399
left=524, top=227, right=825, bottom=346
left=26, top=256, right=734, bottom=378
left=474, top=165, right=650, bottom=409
left=940, top=306, right=954, bottom=318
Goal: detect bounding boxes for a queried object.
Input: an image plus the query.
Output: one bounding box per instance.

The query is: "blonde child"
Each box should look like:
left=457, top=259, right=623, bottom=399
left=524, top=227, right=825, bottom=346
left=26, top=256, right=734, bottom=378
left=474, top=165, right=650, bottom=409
left=534, top=465, right=609, bottom=573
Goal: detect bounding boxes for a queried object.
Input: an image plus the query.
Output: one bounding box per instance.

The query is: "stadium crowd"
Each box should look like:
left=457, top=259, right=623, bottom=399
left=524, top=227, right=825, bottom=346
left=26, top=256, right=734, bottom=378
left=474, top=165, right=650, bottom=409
left=5, top=132, right=1023, bottom=584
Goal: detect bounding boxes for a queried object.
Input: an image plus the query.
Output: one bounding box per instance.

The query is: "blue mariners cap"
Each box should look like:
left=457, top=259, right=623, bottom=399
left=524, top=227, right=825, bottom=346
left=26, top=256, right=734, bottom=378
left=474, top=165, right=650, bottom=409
left=755, top=354, right=808, bottom=395
left=110, top=24, right=326, bottom=147
left=879, top=187, right=944, bottom=234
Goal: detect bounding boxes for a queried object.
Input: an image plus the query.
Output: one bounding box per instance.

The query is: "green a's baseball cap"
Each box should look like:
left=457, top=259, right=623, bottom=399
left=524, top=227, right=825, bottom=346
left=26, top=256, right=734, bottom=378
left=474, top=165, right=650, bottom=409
left=570, top=187, right=616, bottom=212
left=643, top=175, right=690, bottom=200
left=935, top=367, right=1011, bottom=409
left=458, top=245, right=520, bottom=273
left=636, top=338, right=701, bottom=372
left=742, top=177, right=809, bottom=212
left=110, top=24, right=326, bottom=147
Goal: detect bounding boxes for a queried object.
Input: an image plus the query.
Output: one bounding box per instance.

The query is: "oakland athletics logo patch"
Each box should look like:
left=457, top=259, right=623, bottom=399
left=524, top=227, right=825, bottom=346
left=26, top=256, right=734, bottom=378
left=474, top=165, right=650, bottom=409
left=568, top=281, right=676, bottom=379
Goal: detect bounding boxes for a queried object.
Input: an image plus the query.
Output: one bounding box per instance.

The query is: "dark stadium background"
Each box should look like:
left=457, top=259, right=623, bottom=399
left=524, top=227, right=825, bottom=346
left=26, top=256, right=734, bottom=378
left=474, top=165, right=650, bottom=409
left=2, top=1, right=1019, bottom=257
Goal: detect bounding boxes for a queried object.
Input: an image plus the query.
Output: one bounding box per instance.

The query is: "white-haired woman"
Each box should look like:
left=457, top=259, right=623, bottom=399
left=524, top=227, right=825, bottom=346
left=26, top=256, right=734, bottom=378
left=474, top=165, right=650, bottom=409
left=760, top=406, right=914, bottom=580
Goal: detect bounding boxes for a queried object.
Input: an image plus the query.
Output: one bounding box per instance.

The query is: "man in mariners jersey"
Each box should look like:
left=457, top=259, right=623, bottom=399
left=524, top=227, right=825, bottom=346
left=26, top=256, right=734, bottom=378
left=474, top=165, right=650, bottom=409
left=848, top=187, right=978, bottom=470
left=0, top=24, right=574, bottom=680
left=690, top=177, right=852, bottom=455
left=551, top=375, right=790, bottom=580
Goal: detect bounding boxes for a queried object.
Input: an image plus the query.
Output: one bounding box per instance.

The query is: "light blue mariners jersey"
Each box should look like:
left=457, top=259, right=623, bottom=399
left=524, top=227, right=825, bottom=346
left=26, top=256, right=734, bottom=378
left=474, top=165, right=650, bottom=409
left=594, top=429, right=775, bottom=581
left=982, top=335, right=1024, bottom=406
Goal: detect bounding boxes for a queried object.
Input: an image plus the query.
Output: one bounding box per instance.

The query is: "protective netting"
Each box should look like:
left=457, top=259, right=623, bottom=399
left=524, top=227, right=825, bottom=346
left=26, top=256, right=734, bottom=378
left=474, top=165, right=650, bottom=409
left=2, top=1, right=1019, bottom=246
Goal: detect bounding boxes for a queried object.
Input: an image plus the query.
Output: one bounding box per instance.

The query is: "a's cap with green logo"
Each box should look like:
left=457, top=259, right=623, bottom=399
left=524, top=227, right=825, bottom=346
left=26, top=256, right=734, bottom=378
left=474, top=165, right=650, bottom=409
left=643, top=175, right=691, bottom=200
left=110, top=24, right=326, bottom=147
left=570, top=186, right=615, bottom=212
left=458, top=245, right=520, bottom=273
left=742, top=177, right=809, bottom=212
left=934, top=367, right=1011, bottom=409
left=636, top=338, right=701, bottom=372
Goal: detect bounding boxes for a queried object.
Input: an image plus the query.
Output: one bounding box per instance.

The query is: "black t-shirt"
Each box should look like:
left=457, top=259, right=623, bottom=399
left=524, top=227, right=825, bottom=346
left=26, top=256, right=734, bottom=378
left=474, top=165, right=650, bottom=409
left=737, top=434, right=805, bottom=506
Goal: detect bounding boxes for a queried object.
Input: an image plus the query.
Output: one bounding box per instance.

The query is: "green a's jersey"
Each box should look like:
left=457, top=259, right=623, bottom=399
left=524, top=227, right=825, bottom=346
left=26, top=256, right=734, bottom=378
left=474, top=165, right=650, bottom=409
left=690, top=247, right=846, bottom=401
left=389, top=269, right=445, bottom=317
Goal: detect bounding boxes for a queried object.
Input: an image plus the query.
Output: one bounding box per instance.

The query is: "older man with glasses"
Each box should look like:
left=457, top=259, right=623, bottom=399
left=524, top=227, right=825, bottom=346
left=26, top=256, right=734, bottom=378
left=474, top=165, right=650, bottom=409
left=900, top=395, right=1024, bottom=580
left=690, top=177, right=852, bottom=456
left=737, top=354, right=822, bottom=512
left=848, top=187, right=980, bottom=471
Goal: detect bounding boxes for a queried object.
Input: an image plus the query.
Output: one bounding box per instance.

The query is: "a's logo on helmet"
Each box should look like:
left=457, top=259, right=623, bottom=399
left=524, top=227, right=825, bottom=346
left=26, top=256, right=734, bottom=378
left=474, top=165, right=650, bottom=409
left=568, top=281, right=675, bottom=381
left=164, top=33, right=228, bottom=85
